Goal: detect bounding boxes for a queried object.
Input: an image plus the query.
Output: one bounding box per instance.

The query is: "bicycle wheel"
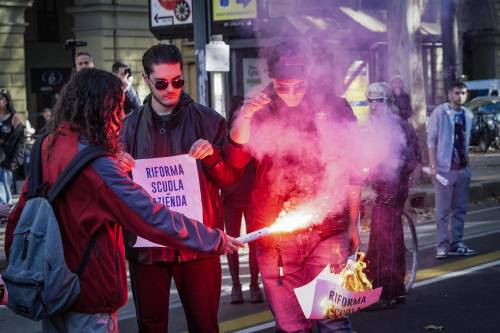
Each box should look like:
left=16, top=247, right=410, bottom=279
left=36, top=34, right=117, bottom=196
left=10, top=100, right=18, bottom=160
left=402, top=211, right=418, bottom=292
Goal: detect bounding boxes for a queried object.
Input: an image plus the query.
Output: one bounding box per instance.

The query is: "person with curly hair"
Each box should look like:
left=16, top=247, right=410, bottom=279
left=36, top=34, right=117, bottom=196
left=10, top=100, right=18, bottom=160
left=5, top=68, right=242, bottom=332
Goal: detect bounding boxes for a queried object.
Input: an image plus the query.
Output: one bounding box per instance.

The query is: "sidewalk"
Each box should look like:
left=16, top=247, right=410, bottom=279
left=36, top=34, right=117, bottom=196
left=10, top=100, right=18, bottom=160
left=408, top=152, right=500, bottom=209
left=2, top=152, right=500, bottom=268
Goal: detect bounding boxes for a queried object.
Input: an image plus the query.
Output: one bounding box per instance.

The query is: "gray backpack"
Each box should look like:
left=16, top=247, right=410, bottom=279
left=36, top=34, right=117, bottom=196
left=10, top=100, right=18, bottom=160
left=2, top=134, right=107, bottom=321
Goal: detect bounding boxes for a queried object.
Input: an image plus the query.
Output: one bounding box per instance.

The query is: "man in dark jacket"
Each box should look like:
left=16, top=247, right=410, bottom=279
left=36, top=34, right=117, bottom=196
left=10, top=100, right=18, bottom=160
left=120, top=44, right=242, bottom=333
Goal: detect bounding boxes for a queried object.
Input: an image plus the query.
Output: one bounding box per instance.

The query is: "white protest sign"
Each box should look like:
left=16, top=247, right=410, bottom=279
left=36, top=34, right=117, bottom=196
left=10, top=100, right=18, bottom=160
left=131, top=154, right=203, bottom=247
left=294, top=265, right=382, bottom=319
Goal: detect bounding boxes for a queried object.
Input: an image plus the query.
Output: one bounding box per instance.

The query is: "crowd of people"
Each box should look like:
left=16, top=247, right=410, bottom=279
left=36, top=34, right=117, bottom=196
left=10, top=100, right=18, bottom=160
left=0, top=40, right=478, bottom=333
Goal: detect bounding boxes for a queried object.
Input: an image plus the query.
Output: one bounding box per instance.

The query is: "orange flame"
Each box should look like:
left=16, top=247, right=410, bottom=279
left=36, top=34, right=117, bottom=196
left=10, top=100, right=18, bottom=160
left=340, top=252, right=372, bottom=292
left=324, top=252, right=373, bottom=319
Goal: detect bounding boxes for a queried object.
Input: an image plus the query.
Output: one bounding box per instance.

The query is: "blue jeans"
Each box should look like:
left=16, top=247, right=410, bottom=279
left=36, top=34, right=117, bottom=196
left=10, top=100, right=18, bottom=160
left=256, top=232, right=352, bottom=333
left=43, top=311, right=118, bottom=333
left=435, top=167, right=471, bottom=250
left=0, top=168, right=12, bottom=204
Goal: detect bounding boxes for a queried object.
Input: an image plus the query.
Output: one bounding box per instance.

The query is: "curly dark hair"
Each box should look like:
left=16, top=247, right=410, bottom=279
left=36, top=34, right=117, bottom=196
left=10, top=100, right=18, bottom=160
left=47, top=68, right=124, bottom=153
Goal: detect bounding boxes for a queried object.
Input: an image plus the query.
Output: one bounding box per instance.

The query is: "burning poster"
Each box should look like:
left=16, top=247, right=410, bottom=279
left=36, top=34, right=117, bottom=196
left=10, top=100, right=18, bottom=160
left=131, top=154, right=203, bottom=247
left=294, top=254, right=382, bottom=319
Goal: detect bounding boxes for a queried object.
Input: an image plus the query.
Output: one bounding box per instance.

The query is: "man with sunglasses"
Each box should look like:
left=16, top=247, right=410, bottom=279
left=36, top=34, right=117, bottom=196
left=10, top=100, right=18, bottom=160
left=227, top=41, right=360, bottom=332
left=119, top=44, right=243, bottom=333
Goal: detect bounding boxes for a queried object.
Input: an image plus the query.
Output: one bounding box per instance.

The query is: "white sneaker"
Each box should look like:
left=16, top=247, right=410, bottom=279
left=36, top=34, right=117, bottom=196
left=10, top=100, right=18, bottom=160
left=435, top=248, right=448, bottom=259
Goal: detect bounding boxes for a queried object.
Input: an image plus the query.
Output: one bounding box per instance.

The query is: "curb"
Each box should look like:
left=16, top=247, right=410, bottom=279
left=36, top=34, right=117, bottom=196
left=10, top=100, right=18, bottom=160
left=408, top=179, right=500, bottom=209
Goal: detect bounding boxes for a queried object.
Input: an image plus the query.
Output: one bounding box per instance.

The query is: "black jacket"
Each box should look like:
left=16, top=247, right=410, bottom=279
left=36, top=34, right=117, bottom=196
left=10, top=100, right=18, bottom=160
left=120, top=92, right=242, bottom=263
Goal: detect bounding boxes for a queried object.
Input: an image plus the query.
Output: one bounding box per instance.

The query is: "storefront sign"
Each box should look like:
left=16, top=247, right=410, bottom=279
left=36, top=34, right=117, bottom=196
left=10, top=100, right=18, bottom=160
left=243, top=58, right=270, bottom=94
left=151, top=0, right=193, bottom=27
left=30, top=68, right=71, bottom=93
left=131, top=154, right=203, bottom=247
left=212, top=0, right=257, bottom=22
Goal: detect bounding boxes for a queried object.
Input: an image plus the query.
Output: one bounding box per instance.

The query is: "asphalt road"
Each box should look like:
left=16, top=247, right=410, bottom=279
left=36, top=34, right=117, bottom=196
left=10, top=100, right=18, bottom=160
left=1, top=200, right=499, bottom=333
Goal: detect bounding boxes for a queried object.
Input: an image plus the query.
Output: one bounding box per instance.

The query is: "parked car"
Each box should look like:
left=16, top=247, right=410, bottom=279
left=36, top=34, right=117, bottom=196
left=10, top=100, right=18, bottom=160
left=465, top=96, right=500, bottom=152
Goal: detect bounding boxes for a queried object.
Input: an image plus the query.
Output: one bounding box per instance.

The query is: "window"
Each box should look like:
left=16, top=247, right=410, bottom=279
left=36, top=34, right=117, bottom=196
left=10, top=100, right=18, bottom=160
left=37, top=0, right=60, bottom=42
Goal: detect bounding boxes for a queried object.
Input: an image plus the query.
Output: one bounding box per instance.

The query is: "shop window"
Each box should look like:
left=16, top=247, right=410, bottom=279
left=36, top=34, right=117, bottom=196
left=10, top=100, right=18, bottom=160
left=37, top=0, right=60, bottom=42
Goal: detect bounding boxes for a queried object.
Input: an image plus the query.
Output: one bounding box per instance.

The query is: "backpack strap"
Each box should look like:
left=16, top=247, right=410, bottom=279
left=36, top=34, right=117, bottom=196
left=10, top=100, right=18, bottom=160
left=27, top=133, right=49, bottom=199
left=47, top=145, right=109, bottom=278
left=47, top=145, right=109, bottom=203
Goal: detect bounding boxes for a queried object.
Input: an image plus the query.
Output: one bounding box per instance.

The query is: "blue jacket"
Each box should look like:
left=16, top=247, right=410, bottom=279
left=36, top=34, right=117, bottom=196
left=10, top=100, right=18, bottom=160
left=427, top=103, right=473, bottom=172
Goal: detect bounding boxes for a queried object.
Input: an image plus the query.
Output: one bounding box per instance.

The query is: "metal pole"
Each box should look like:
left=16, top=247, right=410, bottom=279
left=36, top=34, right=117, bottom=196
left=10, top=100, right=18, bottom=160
left=193, top=0, right=209, bottom=106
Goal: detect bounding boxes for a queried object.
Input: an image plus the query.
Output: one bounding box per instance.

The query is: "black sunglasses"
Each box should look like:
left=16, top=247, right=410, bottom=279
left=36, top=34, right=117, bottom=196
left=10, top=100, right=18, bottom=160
left=152, top=78, right=185, bottom=91
left=367, top=98, right=386, bottom=103
left=274, top=83, right=307, bottom=95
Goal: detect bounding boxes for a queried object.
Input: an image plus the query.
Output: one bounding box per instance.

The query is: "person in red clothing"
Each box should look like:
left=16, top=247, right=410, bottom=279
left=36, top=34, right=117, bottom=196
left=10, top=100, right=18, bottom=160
left=227, top=42, right=360, bottom=333
left=4, top=68, right=242, bottom=333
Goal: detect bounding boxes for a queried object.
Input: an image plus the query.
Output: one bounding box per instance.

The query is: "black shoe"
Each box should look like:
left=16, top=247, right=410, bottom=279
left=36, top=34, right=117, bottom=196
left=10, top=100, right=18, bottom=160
left=395, top=295, right=406, bottom=304
left=449, top=244, right=477, bottom=256
left=230, top=285, right=244, bottom=304
left=250, top=284, right=264, bottom=303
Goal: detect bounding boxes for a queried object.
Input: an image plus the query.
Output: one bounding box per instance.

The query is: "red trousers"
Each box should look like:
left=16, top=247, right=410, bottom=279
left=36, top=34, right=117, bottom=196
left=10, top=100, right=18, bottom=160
left=129, top=256, right=221, bottom=333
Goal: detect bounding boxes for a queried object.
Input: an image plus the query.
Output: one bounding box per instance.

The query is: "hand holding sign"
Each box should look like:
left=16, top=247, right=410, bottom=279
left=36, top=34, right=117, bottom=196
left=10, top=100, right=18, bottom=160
left=189, top=139, right=214, bottom=160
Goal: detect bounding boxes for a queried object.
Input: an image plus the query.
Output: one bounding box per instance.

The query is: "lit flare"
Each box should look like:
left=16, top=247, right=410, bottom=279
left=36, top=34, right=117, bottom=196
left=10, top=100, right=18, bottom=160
left=237, top=205, right=319, bottom=243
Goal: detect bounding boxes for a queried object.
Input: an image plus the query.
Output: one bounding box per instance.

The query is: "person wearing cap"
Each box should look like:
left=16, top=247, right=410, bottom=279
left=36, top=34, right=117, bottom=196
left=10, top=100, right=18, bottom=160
left=227, top=41, right=360, bottom=332
left=363, top=82, right=420, bottom=310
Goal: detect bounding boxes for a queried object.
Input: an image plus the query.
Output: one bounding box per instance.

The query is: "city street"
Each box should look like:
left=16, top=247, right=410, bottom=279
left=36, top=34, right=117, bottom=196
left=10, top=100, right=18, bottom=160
left=2, top=1, right=500, bottom=332
left=1, top=199, right=499, bottom=333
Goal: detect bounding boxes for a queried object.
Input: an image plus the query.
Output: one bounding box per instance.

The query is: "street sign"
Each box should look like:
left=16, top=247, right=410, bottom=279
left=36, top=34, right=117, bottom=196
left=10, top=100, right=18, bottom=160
left=149, top=0, right=193, bottom=39
left=210, top=0, right=258, bottom=36
left=212, top=0, right=257, bottom=22
left=151, top=0, right=193, bottom=27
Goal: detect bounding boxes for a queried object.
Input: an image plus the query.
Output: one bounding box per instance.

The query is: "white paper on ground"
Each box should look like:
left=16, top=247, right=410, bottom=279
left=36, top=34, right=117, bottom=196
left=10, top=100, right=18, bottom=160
left=294, top=264, right=382, bottom=319
left=131, top=154, right=203, bottom=247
